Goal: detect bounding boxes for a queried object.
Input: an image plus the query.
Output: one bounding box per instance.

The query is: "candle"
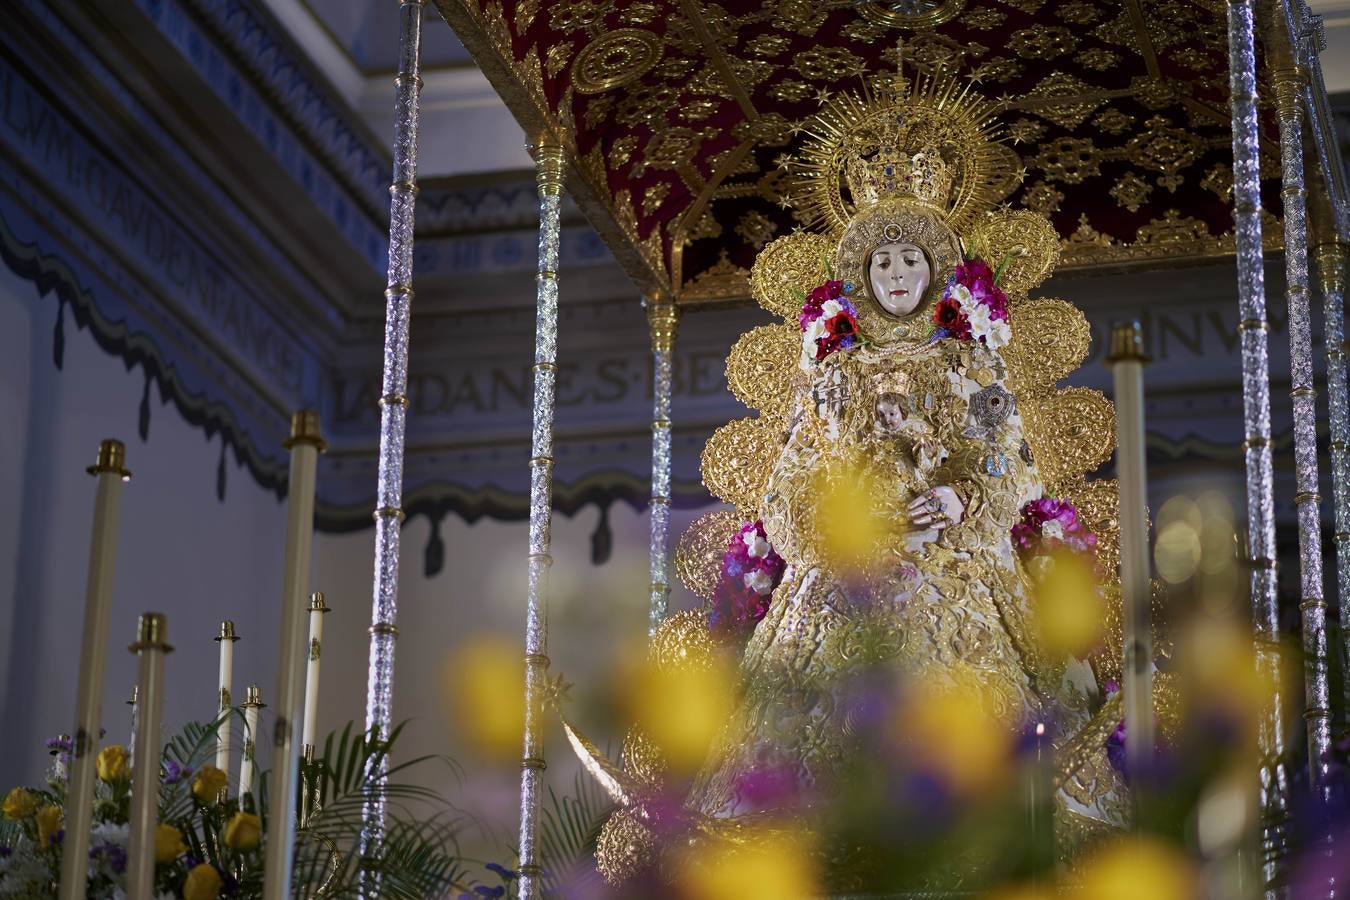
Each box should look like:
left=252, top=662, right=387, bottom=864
left=58, top=440, right=131, bottom=900
left=1107, top=321, right=1154, bottom=777
left=301, top=592, right=330, bottom=752
left=239, top=685, right=265, bottom=798
left=125, top=614, right=173, bottom=900
left=214, top=621, right=239, bottom=772
left=263, top=410, right=324, bottom=900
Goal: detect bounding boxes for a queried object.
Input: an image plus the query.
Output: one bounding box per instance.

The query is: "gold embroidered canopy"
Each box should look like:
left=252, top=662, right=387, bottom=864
left=434, top=0, right=1280, bottom=304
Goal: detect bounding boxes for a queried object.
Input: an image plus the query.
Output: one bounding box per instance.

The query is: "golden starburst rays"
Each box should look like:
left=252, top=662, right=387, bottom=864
left=785, top=68, right=1014, bottom=235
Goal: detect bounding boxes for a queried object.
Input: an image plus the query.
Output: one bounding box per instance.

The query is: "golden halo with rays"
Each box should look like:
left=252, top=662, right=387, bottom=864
left=785, top=67, right=1014, bottom=235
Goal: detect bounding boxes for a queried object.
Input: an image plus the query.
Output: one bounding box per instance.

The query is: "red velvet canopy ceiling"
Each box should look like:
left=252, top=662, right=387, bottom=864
left=436, top=0, right=1280, bottom=303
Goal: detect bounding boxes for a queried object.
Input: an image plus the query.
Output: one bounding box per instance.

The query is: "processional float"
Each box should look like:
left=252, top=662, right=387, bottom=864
left=44, top=0, right=1350, bottom=897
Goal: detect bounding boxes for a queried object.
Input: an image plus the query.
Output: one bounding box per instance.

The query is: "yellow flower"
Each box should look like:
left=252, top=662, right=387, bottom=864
left=191, top=766, right=228, bottom=804
left=2, top=788, right=36, bottom=821
left=183, top=862, right=223, bottom=900
left=154, top=823, right=188, bottom=863
left=1068, top=838, right=1197, bottom=900
left=35, top=805, right=62, bottom=848
left=95, top=745, right=128, bottom=783
left=222, top=811, right=261, bottom=850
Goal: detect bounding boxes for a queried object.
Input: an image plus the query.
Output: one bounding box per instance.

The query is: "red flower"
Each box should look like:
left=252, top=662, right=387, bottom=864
left=932, top=297, right=970, bottom=339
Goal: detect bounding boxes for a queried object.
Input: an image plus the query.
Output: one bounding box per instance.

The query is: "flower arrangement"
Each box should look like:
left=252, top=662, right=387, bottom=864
left=1010, top=497, right=1098, bottom=569
left=709, top=520, right=786, bottom=638
left=0, top=720, right=477, bottom=899
left=930, top=258, right=1011, bottom=350
left=799, top=279, right=860, bottom=369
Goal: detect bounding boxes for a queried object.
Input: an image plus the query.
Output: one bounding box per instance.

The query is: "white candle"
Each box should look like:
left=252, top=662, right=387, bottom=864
left=301, top=593, right=330, bottom=752
left=214, top=621, right=239, bottom=772
left=1108, top=321, right=1154, bottom=774
left=58, top=440, right=131, bottom=900
left=263, top=410, right=324, bottom=900
left=239, top=685, right=265, bottom=798
left=125, top=614, right=173, bottom=900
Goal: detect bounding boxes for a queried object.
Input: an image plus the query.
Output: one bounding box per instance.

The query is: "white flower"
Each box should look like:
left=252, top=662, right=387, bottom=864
left=1028, top=555, right=1056, bottom=579
left=985, top=318, right=1012, bottom=350
left=820, top=299, right=842, bottom=319
left=743, top=568, right=774, bottom=595
left=742, top=530, right=771, bottom=559
left=966, top=302, right=994, bottom=338
left=1042, top=520, right=1065, bottom=542
left=950, top=283, right=973, bottom=308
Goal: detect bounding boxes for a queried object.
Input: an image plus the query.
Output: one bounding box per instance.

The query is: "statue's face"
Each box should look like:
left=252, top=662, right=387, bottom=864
left=868, top=242, right=931, bottom=317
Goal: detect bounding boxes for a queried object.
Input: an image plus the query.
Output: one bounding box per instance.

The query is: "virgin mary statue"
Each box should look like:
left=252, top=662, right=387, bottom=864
left=569, top=67, right=1131, bottom=889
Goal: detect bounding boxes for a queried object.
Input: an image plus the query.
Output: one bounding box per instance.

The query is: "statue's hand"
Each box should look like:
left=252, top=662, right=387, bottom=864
left=907, top=485, right=964, bottom=530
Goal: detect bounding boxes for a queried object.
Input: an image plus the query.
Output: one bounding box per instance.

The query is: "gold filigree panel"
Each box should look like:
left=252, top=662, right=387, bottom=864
left=674, top=508, right=743, bottom=600
left=700, top=417, right=781, bottom=514
left=1002, top=298, right=1091, bottom=395
left=749, top=232, right=834, bottom=319
left=726, top=323, right=801, bottom=418
left=1019, top=387, right=1116, bottom=491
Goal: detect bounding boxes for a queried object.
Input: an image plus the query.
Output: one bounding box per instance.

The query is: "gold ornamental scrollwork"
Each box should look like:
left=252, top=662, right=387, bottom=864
left=1001, top=298, right=1092, bottom=395
left=970, top=210, right=1061, bottom=296
left=856, top=0, right=966, bottom=30
left=700, top=417, right=780, bottom=515
left=1019, top=387, right=1116, bottom=491
left=750, top=232, right=835, bottom=319
left=572, top=28, right=663, bottom=95
left=725, top=323, right=801, bottom=418
left=674, top=509, right=743, bottom=600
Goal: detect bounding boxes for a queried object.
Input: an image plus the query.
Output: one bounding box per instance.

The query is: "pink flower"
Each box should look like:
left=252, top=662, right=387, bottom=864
left=711, top=521, right=786, bottom=639
left=1012, top=497, right=1098, bottom=561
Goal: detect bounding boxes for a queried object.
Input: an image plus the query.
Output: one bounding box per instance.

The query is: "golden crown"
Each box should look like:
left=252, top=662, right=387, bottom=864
left=844, top=142, right=954, bottom=212
left=786, top=69, right=1012, bottom=232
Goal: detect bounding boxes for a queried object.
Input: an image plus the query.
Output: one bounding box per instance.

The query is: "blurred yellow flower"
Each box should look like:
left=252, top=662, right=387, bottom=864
left=813, top=459, right=895, bottom=574
left=1030, top=548, right=1104, bottom=658
left=95, top=745, right=128, bottom=783
left=2, top=788, right=36, bottom=821
left=676, top=830, right=818, bottom=900
left=1181, top=619, right=1288, bottom=750
left=443, top=636, right=525, bottom=759
left=894, top=674, right=1012, bottom=796
left=983, top=885, right=1055, bottom=900
left=154, top=823, right=188, bottom=863
left=223, top=811, right=261, bottom=850
left=35, top=805, right=62, bottom=848
left=191, top=766, right=229, bottom=804
left=625, top=652, right=734, bottom=774
left=184, top=862, right=223, bottom=900
left=1068, top=838, right=1197, bottom=900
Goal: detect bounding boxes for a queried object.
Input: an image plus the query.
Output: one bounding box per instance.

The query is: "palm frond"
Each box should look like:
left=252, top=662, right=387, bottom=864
left=539, top=767, right=614, bottom=897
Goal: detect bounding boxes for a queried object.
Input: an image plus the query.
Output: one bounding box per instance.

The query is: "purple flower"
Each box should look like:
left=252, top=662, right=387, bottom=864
left=1105, top=719, right=1128, bottom=781
left=91, top=842, right=128, bottom=875
left=485, top=863, right=516, bottom=882
left=45, top=736, right=73, bottom=754
left=163, top=759, right=193, bottom=785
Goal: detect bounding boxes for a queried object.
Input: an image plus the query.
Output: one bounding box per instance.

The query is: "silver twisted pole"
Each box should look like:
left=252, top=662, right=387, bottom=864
left=1317, top=242, right=1350, bottom=680
left=647, top=300, right=679, bottom=636
left=359, top=0, right=425, bottom=893
left=1226, top=0, right=1288, bottom=885
left=517, top=140, right=565, bottom=900
left=1273, top=66, right=1332, bottom=788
